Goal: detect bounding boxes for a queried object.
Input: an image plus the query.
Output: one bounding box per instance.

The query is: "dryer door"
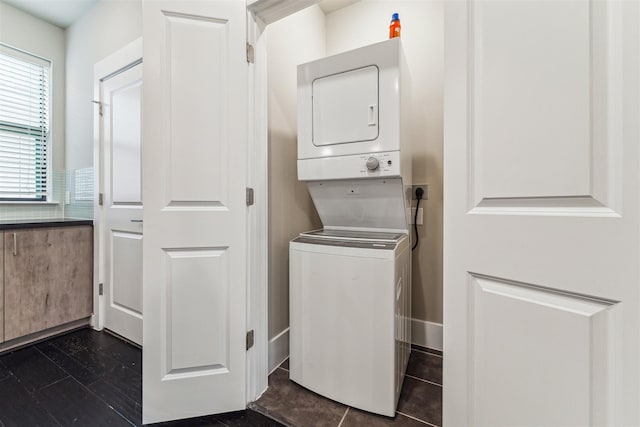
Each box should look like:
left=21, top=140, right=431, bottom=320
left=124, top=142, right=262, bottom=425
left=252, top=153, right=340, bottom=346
left=312, top=66, right=379, bottom=146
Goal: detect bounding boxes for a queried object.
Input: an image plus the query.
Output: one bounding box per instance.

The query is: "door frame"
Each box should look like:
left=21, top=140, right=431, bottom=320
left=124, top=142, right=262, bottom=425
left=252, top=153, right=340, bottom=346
left=246, top=14, right=269, bottom=401
left=92, top=37, right=144, bottom=333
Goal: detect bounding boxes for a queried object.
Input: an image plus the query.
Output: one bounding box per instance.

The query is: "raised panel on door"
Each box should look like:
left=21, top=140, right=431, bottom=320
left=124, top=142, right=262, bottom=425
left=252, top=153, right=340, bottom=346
left=109, top=231, right=143, bottom=342
left=444, top=1, right=640, bottom=425
left=162, top=248, right=229, bottom=376
left=142, top=0, right=247, bottom=423
left=467, top=0, right=622, bottom=213
left=469, top=274, right=616, bottom=426
left=4, top=227, right=93, bottom=341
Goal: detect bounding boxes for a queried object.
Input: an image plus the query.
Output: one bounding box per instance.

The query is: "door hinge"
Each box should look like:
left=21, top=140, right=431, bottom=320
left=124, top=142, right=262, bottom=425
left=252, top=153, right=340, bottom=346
left=92, top=100, right=103, bottom=116
left=246, top=330, right=254, bottom=351
left=98, top=283, right=104, bottom=296
left=99, top=193, right=104, bottom=206
left=246, top=187, right=254, bottom=206
left=246, top=42, right=254, bottom=64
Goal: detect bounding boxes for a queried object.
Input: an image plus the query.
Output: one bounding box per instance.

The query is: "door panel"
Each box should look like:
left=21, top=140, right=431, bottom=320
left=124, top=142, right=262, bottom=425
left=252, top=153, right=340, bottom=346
left=164, top=248, right=229, bottom=373
left=468, top=0, right=621, bottom=210
left=102, top=62, right=143, bottom=346
left=470, top=274, right=617, bottom=426
left=111, top=81, right=142, bottom=204
left=444, top=1, right=639, bottom=425
left=111, top=231, right=143, bottom=314
left=165, top=12, right=230, bottom=204
left=142, top=0, right=247, bottom=423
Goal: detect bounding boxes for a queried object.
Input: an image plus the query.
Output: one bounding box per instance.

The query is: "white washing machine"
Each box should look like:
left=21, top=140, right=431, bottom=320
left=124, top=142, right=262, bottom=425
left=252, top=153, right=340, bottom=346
left=289, top=230, right=411, bottom=417
left=290, top=38, right=413, bottom=417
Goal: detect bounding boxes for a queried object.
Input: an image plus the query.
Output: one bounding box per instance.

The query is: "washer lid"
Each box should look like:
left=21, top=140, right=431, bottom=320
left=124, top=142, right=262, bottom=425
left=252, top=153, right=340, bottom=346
left=292, top=235, right=399, bottom=250
left=301, top=228, right=405, bottom=243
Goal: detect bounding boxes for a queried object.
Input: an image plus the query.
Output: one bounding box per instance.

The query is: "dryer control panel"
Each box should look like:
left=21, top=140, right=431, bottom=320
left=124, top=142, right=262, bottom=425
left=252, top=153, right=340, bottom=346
left=298, top=151, right=401, bottom=181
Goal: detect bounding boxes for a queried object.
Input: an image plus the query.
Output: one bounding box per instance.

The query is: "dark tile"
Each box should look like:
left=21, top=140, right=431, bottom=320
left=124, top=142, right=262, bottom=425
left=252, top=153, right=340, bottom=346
left=251, top=368, right=347, bottom=427
left=0, top=376, right=61, bottom=427
left=278, top=358, right=289, bottom=371
left=411, top=344, right=442, bottom=357
left=0, top=359, right=11, bottom=381
left=103, top=364, right=142, bottom=404
left=406, top=351, right=442, bottom=385
left=149, top=414, right=221, bottom=426
left=72, top=328, right=123, bottom=352
left=70, top=346, right=124, bottom=377
left=89, top=379, right=142, bottom=426
left=341, top=407, right=427, bottom=427
left=36, top=377, right=131, bottom=427
left=36, top=341, right=99, bottom=385
left=47, top=328, right=91, bottom=354
left=103, top=339, right=142, bottom=372
left=1, top=346, right=68, bottom=393
left=397, top=377, right=442, bottom=426
left=217, top=410, right=284, bottom=427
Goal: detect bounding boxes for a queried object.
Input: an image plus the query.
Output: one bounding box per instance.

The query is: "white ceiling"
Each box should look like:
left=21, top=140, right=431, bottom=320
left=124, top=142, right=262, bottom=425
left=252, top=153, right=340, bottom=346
left=318, top=0, right=360, bottom=14
left=3, top=0, right=358, bottom=29
left=2, top=0, right=99, bottom=28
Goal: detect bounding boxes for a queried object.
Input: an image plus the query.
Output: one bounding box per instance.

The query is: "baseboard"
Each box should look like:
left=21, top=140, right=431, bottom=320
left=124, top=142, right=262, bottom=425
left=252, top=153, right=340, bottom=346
left=411, top=318, right=443, bottom=352
left=268, top=327, right=289, bottom=373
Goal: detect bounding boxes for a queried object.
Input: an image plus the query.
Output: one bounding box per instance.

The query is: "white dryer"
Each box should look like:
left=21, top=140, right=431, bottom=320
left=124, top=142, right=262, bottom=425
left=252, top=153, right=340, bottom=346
left=290, top=38, right=413, bottom=417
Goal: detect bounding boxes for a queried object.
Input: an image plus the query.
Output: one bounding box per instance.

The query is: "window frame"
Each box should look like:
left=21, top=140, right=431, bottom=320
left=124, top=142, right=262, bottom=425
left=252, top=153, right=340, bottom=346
left=0, top=43, right=52, bottom=202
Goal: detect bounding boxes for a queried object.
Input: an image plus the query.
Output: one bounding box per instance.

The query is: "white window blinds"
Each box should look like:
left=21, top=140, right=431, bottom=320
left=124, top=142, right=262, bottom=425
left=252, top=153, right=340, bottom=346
left=0, top=44, right=50, bottom=201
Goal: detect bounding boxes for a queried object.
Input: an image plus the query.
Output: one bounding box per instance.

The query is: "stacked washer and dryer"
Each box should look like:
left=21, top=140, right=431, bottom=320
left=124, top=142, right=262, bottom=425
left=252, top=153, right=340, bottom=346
left=289, top=38, right=413, bottom=417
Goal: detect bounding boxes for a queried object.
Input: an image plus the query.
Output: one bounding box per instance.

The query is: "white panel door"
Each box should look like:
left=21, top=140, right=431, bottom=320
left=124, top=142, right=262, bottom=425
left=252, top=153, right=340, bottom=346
left=142, top=0, right=247, bottom=424
left=444, top=1, right=640, bottom=426
left=102, top=62, right=143, bottom=346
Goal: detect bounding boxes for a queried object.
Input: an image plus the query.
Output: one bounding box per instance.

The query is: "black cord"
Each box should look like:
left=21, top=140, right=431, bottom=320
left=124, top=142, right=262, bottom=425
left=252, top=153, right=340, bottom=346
left=412, top=188, right=424, bottom=251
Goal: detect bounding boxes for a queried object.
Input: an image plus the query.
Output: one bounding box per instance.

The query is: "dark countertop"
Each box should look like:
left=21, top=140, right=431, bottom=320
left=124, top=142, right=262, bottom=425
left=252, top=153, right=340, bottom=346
left=0, top=218, right=93, bottom=230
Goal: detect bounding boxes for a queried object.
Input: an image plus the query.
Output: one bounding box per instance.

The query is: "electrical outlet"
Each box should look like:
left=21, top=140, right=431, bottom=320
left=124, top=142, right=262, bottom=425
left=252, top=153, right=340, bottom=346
left=412, top=184, right=428, bottom=200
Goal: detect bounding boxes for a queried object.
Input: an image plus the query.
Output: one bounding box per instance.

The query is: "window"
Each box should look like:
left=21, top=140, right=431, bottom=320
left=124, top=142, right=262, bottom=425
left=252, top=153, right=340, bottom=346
left=0, top=44, right=50, bottom=201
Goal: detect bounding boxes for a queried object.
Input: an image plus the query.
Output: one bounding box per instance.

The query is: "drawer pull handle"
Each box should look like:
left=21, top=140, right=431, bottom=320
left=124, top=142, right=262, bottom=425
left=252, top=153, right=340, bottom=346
left=12, top=232, right=16, bottom=256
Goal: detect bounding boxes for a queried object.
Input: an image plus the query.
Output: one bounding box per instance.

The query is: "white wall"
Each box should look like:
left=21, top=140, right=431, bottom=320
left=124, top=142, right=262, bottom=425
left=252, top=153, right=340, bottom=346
left=325, top=0, right=444, bottom=324
left=267, top=5, right=326, bottom=342
left=65, top=0, right=141, bottom=170
left=0, top=1, right=66, bottom=172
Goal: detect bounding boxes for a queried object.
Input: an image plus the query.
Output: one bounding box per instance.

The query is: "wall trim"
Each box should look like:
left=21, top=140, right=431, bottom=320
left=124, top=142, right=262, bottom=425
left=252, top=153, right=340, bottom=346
left=268, top=327, right=290, bottom=373
left=411, top=318, right=443, bottom=351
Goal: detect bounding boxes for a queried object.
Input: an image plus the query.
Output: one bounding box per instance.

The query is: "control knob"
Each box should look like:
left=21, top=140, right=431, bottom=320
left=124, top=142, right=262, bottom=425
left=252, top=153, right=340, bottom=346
left=366, top=157, right=379, bottom=171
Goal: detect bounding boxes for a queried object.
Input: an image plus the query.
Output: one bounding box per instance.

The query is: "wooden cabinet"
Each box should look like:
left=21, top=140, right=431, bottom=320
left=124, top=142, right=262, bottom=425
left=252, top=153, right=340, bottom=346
left=3, top=226, right=93, bottom=341
left=0, top=237, right=3, bottom=343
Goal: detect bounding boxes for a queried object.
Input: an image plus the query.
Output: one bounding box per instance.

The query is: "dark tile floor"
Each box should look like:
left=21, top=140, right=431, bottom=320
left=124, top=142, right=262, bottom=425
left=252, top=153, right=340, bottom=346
left=0, top=328, right=281, bottom=427
left=250, top=345, right=443, bottom=427
left=0, top=328, right=442, bottom=427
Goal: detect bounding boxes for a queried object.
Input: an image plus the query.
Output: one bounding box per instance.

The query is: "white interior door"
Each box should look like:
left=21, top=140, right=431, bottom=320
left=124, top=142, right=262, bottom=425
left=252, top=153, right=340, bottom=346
left=102, top=62, right=143, bottom=346
left=444, top=1, right=640, bottom=426
left=142, top=0, right=248, bottom=423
